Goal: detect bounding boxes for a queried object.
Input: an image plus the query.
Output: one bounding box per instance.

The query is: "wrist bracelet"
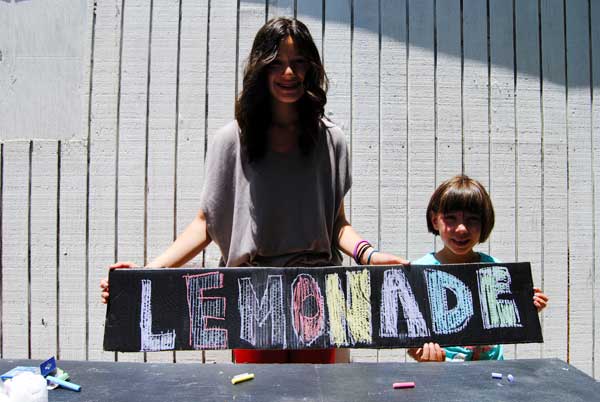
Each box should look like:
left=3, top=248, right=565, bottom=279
left=356, top=244, right=371, bottom=265
left=353, top=240, right=370, bottom=264
left=366, top=249, right=378, bottom=265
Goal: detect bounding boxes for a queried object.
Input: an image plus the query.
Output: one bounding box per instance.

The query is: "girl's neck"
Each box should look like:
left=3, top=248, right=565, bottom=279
left=269, top=101, right=299, bottom=153
left=434, top=248, right=480, bottom=264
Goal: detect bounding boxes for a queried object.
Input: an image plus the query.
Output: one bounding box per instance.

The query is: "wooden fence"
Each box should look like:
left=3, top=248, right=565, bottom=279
left=1, top=0, right=599, bottom=379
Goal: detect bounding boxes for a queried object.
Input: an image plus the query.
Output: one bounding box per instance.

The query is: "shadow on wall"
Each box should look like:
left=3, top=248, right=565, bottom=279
left=242, top=0, right=590, bottom=87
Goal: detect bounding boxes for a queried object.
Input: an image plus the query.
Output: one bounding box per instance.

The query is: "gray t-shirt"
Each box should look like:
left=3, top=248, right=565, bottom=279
left=200, top=120, right=352, bottom=267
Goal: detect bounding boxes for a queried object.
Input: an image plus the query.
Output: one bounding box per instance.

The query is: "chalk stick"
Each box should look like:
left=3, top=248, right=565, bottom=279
left=507, top=374, right=514, bottom=382
left=491, top=372, right=502, bottom=379
left=393, top=382, right=415, bottom=389
left=231, top=373, right=254, bottom=385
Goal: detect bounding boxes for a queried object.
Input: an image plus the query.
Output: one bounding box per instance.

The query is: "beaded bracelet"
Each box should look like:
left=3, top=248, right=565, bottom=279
left=353, top=240, right=370, bottom=264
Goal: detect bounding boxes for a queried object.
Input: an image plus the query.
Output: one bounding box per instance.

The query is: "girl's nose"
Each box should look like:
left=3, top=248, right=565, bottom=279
left=283, top=65, right=294, bottom=76
left=456, top=222, right=468, bottom=232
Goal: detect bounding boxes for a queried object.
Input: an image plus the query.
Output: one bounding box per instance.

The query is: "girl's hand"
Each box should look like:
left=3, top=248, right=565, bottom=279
left=100, top=261, right=139, bottom=304
left=368, top=251, right=410, bottom=266
left=408, top=342, right=446, bottom=362
left=533, top=287, right=549, bottom=312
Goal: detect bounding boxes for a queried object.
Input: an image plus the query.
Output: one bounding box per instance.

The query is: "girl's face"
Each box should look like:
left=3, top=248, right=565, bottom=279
left=267, top=36, right=308, bottom=105
left=432, top=210, right=482, bottom=260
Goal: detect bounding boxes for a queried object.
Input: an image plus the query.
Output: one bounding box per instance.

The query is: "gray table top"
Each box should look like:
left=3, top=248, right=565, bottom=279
left=1, top=358, right=598, bottom=402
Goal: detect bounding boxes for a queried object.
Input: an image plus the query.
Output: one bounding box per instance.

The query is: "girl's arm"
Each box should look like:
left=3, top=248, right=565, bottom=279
left=335, top=201, right=409, bottom=265
left=146, top=209, right=212, bottom=268
left=101, top=210, right=212, bottom=303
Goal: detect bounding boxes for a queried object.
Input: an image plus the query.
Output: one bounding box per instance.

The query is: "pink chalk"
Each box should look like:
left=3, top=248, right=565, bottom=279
left=393, top=382, right=415, bottom=389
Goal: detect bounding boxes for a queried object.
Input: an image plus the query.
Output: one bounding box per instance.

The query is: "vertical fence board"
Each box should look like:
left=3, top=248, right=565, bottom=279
left=238, top=0, right=267, bottom=95
left=173, top=0, right=209, bottom=364
left=1, top=142, right=30, bottom=358
left=0, top=2, right=13, bottom=140
left=30, top=141, right=58, bottom=359
left=88, top=0, right=122, bottom=362
left=462, top=0, right=490, bottom=188
left=115, top=0, right=152, bottom=363
left=592, top=0, right=600, bottom=380
left=204, top=0, right=238, bottom=363
left=514, top=0, right=543, bottom=359
left=269, top=0, right=294, bottom=19
left=297, top=0, right=323, bottom=52
left=59, top=140, right=88, bottom=360
left=566, top=0, right=593, bottom=376
left=145, top=0, right=180, bottom=363
left=378, top=0, right=409, bottom=363
left=489, top=0, right=517, bottom=359
left=348, top=0, right=380, bottom=363
left=435, top=0, right=462, bottom=182
left=539, top=0, right=568, bottom=365
left=407, top=0, right=435, bottom=261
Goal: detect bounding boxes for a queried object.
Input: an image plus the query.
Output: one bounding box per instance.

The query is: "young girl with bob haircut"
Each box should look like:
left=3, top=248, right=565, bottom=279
left=101, top=17, right=407, bottom=364
left=409, top=175, right=548, bottom=362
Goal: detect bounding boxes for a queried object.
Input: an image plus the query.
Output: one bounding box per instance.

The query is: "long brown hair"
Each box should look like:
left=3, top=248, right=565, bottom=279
left=235, top=17, right=328, bottom=163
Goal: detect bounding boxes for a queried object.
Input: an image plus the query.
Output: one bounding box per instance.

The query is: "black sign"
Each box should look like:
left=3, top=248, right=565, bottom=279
left=103, top=263, right=543, bottom=352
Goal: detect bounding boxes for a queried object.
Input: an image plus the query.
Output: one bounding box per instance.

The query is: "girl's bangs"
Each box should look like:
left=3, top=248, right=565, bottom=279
left=438, top=185, right=485, bottom=215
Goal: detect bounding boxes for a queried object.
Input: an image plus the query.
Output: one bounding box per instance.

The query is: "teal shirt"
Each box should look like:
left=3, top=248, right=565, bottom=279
left=412, top=251, right=504, bottom=362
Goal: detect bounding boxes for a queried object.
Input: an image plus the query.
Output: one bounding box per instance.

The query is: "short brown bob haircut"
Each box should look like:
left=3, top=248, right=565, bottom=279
left=426, top=175, right=495, bottom=243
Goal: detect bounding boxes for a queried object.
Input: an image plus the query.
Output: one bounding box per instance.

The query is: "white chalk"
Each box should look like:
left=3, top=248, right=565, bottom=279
left=491, top=372, right=502, bottom=379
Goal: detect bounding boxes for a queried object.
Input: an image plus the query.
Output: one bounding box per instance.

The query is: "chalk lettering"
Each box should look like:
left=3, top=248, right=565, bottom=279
left=139, top=279, right=176, bottom=351
left=380, top=268, right=430, bottom=339
left=238, top=275, right=286, bottom=348
left=477, top=266, right=522, bottom=329
left=346, top=269, right=372, bottom=344
left=425, top=269, right=474, bottom=335
left=325, top=273, right=349, bottom=346
left=184, top=272, right=228, bottom=349
left=291, top=274, right=325, bottom=346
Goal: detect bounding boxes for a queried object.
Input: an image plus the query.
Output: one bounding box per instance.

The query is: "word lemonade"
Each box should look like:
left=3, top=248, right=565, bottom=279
left=104, top=263, right=542, bottom=352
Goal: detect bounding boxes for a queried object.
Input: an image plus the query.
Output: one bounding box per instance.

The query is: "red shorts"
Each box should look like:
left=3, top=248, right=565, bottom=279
left=233, top=349, right=336, bottom=364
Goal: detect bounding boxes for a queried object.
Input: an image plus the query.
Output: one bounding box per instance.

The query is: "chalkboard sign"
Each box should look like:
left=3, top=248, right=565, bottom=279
left=103, top=263, right=543, bottom=352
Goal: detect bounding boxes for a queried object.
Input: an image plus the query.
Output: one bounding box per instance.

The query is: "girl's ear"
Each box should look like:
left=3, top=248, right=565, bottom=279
left=430, top=211, right=440, bottom=231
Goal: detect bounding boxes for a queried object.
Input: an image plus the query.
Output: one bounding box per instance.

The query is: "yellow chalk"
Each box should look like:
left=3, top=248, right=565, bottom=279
left=231, top=373, right=255, bottom=385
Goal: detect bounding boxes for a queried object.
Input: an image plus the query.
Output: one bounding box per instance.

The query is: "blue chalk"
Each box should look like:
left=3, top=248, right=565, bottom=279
left=491, top=372, right=502, bottom=379
left=46, top=375, right=81, bottom=392
left=507, top=374, right=514, bottom=383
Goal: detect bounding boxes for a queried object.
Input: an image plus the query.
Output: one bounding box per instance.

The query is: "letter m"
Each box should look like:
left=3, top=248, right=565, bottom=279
left=238, top=275, right=286, bottom=348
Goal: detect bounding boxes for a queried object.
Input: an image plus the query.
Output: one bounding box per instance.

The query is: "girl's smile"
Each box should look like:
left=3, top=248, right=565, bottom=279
left=267, top=36, right=308, bottom=105
left=432, top=210, right=482, bottom=263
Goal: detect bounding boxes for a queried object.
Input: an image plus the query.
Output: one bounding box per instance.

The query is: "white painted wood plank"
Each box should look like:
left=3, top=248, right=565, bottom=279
left=58, top=140, right=88, bottom=360
left=116, top=0, right=153, bottom=363
left=0, top=2, right=14, bottom=140
left=514, top=0, right=543, bottom=360
left=592, top=0, right=600, bottom=380
left=30, top=141, right=58, bottom=359
left=296, top=0, right=323, bottom=53
left=566, top=0, right=593, bottom=376
left=87, top=0, right=121, bottom=362
left=539, top=0, right=568, bottom=365
left=204, top=0, right=238, bottom=363
left=489, top=0, right=517, bottom=359
left=462, top=0, right=490, bottom=189
left=407, top=0, right=435, bottom=261
left=377, top=0, right=408, bottom=363
left=323, top=0, right=353, bottom=358
left=145, top=0, right=180, bottom=364
left=1, top=141, right=30, bottom=358
left=435, top=0, right=462, bottom=183
left=173, top=0, right=209, bottom=365
left=269, top=0, right=294, bottom=19
left=237, top=0, right=267, bottom=96
left=348, top=0, right=379, bottom=364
